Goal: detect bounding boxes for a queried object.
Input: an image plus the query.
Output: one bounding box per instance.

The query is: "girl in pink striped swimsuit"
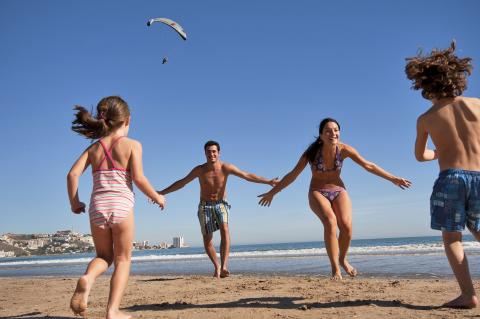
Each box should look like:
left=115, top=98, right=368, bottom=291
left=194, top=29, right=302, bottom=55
left=67, top=96, right=165, bottom=319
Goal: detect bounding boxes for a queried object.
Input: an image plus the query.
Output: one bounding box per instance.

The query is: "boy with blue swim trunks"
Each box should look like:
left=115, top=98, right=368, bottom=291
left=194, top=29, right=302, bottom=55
left=406, top=41, right=480, bottom=308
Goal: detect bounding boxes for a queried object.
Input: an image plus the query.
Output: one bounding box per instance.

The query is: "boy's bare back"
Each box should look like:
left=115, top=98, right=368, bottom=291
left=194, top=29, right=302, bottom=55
left=418, top=96, right=480, bottom=171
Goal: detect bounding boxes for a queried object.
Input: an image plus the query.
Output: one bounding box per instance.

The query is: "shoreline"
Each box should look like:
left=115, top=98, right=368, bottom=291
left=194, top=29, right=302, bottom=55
left=1, top=274, right=478, bottom=318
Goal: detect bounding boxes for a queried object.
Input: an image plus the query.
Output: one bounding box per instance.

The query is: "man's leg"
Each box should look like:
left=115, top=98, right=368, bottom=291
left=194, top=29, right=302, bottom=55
left=203, top=233, right=221, bottom=278
left=442, top=231, right=478, bottom=308
left=219, top=223, right=230, bottom=278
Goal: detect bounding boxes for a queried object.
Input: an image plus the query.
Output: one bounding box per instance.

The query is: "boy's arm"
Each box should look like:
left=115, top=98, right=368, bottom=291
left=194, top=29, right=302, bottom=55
left=226, top=163, right=278, bottom=186
left=67, top=148, right=91, bottom=214
left=415, top=116, right=437, bottom=162
left=159, top=166, right=200, bottom=195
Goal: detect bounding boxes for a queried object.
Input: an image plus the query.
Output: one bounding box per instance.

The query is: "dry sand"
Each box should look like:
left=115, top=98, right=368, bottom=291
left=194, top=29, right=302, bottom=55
left=0, top=275, right=479, bottom=318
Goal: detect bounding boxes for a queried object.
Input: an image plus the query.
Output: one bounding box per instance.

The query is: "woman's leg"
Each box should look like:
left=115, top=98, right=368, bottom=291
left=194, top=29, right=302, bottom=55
left=331, top=191, right=357, bottom=277
left=70, top=224, right=114, bottom=316
left=106, top=211, right=134, bottom=319
left=309, top=191, right=341, bottom=279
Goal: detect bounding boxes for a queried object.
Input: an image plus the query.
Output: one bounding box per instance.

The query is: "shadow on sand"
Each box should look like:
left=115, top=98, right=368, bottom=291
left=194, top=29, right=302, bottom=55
left=125, top=296, right=441, bottom=312
left=0, top=312, right=74, bottom=319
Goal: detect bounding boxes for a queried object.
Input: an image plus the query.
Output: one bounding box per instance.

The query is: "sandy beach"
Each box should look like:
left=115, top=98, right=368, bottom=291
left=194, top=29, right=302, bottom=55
left=1, top=275, right=478, bottom=319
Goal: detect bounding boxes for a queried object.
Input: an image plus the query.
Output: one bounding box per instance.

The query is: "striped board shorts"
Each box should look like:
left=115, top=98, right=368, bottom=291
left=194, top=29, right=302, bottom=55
left=197, top=200, right=230, bottom=235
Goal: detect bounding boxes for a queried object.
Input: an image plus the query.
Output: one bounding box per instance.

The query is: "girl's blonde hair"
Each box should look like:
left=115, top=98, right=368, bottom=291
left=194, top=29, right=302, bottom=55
left=72, top=96, right=130, bottom=139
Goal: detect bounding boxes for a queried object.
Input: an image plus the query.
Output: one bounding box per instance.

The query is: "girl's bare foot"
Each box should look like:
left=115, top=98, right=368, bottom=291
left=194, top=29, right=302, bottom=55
left=107, top=309, right=132, bottom=319
left=213, top=268, right=221, bottom=278
left=442, top=294, right=478, bottom=309
left=70, top=276, right=91, bottom=317
left=220, top=269, right=230, bottom=278
left=340, top=260, right=358, bottom=277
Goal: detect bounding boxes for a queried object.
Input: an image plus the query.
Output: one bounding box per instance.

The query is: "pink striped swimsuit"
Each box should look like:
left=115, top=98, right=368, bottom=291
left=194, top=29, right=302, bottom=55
left=89, top=137, right=135, bottom=229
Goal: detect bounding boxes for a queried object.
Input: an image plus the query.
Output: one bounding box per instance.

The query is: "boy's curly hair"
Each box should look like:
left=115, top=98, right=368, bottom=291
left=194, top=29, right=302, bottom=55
left=405, top=41, right=473, bottom=100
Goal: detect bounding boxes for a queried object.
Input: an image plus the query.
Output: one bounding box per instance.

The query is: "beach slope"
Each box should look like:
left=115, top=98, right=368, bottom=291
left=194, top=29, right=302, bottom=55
left=0, top=275, right=478, bottom=318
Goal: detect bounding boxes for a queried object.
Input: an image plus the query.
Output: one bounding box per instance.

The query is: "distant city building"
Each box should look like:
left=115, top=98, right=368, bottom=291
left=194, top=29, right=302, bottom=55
left=0, top=250, right=15, bottom=258
left=172, top=236, right=185, bottom=248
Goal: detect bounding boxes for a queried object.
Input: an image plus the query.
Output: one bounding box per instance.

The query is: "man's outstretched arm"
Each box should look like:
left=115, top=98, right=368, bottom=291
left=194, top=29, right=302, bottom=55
left=158, top=166, right=201, bottom=195
left=226, top=163, right=278, bottom=186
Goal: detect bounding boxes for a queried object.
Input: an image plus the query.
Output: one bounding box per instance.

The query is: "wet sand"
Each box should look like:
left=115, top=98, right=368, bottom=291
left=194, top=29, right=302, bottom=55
left=0, top=275, right=478, bottom=318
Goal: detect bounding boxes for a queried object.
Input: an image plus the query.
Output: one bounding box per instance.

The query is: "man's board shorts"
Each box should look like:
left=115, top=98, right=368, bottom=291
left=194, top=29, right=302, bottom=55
left=430, top=169, right=480, bottom=232
left=197, top=199, right=230, bottom=235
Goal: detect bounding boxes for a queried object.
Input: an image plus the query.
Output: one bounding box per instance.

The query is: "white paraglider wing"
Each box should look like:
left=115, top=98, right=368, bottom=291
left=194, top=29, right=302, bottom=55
left=147, top=18, right=187, bottom=40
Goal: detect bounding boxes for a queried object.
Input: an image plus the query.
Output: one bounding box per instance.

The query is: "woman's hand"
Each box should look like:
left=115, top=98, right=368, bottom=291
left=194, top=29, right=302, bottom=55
left=391, top=177, right=412, bottom=190
left=258, top=191, right=275, bottom=207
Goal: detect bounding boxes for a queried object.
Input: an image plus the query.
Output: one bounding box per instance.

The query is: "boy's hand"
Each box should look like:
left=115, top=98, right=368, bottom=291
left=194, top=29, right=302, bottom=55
left=71, top=201, right=86, bottom=214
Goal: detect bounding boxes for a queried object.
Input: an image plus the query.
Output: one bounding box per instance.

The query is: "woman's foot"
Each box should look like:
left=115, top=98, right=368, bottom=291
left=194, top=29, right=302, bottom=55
left=220, top=268, right=230, bottom=278
left=70, top=276, right=91, bottom=317
left=107, top=309, right=132, bottom=319
left=442, top=294, right=478, bottom=309
left=340, top=260, right=357, bottom=277
left=330, top=269, right=342, bottom=280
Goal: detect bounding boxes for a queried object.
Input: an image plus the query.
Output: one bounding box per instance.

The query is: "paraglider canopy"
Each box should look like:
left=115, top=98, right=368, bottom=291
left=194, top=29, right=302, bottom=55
left=147, top=18, right=187, bottom=41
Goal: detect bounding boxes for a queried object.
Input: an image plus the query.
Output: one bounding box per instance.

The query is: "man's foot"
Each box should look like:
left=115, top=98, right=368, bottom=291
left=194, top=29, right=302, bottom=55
left=107, top=309, right=132, bottom=319
left=70, top=276, right=91, bottom=317
left=340, top=260, right=358, bottom=277
left=220, top=269, right=230, bottom=278
left=442, top=295, right=478, bottom=309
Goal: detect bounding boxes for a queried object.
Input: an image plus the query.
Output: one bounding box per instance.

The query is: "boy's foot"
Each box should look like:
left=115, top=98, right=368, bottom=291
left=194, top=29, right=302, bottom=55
left=220, top=269, right=230, bottom=278
left=70, top=276, right=91, bottom=317
left=340, top=260, right=358, bottom=277
left=442, top=295, right=478, bottom=309
left=107, top=309, right=132, bottom=319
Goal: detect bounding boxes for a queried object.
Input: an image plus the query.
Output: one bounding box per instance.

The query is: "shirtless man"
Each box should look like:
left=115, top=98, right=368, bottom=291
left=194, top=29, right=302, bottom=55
left=158, top=140, right=278, bottom=278
left=406, top=41, right=480, bottom=308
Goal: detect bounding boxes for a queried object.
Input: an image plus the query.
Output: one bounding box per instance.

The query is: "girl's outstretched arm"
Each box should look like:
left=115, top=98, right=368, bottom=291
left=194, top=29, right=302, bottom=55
left=67, top=149, right=90, bottom=214
left=258, top=154, right=308, bottom=207
left=344, top=144, right=412, bottom=189
left=130, top=140, right=165, bottom=209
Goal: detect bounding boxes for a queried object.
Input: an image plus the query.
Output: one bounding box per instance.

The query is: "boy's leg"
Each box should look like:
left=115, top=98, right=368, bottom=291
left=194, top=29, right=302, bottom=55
left=107, top=211, right=134, bottom=319
left=442, top=231, right=478, bottom=308
left=203, top=233, right=221, bottom=278
left=71, top=223, right=114, bottom=316
left=219, top=223, right=230, bottom=278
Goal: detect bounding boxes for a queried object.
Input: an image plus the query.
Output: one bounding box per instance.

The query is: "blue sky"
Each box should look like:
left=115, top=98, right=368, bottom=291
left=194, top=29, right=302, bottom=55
left=1, top=0, right=479, bottom=246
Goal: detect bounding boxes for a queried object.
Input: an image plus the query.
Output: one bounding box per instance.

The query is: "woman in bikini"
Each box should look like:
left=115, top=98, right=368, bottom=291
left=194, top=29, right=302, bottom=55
left=258, top=118, right=411, bottom=279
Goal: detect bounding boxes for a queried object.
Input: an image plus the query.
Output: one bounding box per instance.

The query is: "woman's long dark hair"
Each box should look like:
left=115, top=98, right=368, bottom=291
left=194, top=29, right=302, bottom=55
left=304, top=118, right=341, bottom=164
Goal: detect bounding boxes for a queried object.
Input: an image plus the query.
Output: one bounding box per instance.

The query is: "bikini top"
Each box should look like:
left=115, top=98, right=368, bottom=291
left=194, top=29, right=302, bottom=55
left=93, top=136, right=129, bottom=172
left=311, top=145, right=343, bottom=172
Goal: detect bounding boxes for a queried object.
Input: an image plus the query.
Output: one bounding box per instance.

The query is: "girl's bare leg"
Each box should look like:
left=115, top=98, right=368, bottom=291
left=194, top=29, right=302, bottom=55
left=71, top=224, right=114, bottom=317
left=106, top=211, right=134, bottom=319
left=309, top=191, right=341, bottom=280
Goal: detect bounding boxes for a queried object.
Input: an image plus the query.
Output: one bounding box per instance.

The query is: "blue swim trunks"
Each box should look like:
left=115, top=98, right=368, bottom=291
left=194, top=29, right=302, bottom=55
left=197, top=200, right=230, bottom=235
left=430, top=169, right=480, bottom=232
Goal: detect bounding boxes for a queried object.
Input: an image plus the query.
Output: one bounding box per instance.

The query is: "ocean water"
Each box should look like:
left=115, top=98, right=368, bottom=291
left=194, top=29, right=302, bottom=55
left=1, top=235, right=480, bottom=278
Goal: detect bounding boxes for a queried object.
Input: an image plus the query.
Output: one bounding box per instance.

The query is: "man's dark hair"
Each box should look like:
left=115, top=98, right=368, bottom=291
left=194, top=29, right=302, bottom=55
left=204, top=140, right=220, bottom=151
